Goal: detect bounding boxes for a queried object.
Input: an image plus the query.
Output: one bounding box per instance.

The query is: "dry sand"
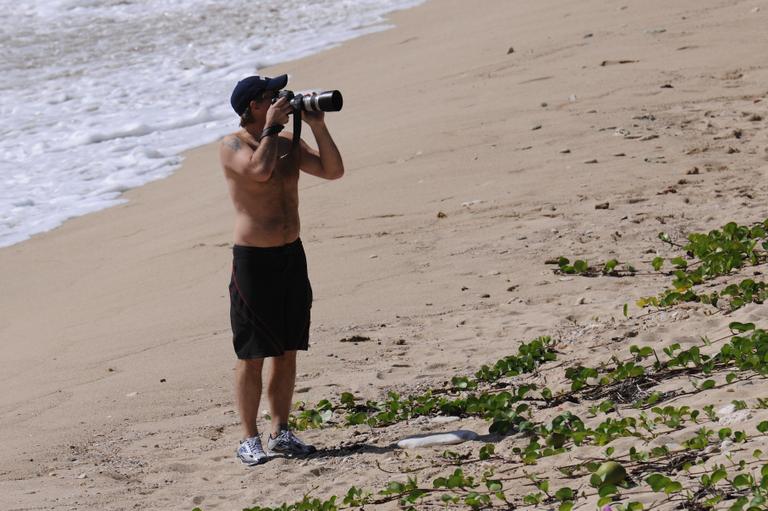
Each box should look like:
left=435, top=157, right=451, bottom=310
left=2, top=0, right=768, bottom=509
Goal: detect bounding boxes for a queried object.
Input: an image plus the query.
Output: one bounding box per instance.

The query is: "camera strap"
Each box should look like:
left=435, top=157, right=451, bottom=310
left=279, top=108, right=302, bottom=160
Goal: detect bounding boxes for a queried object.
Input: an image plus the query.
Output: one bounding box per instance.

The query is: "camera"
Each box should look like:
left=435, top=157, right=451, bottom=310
left=274, top=89, right=343, bottom=112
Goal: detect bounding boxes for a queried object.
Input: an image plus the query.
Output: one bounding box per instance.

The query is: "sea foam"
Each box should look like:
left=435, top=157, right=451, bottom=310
left=0, top=0, right=423, bottom=247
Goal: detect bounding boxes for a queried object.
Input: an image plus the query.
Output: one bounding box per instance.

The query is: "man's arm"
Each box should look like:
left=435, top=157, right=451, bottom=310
left=299, top=117, right=344, bottom=180
left=219, top=134, right=282, bottom=182
left=219, top=97, right=292, bottom=182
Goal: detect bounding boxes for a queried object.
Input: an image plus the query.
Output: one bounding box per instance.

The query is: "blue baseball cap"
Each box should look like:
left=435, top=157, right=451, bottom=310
left=230, top=74, right=288, bottom=115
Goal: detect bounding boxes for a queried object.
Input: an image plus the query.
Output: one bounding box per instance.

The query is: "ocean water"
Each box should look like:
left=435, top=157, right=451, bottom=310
left=0, top=0, right=423, bottom=248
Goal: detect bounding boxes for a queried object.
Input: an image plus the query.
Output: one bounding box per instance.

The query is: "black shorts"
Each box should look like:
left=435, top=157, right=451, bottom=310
left=229, top=239, right=313, bottom=359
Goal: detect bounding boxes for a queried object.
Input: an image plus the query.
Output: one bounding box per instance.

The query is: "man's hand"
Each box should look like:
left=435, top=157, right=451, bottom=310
left=265, top=96, right=291, bottom=127
left=302, top=93, right=325, bottom=128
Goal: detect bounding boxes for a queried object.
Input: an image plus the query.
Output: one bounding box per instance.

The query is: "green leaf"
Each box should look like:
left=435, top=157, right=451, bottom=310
left=555, top=487, right=574, bottom=502
left=652, top=256, right=664, bottom=271
left=574, top=260, right=589, bottom=274
left=645, top=473, right=670, bottom=492
left=729, top=322, right=756, bottom=333
left=670, top=256, right=688, bottom=269
left=757, top=421, right=768, bottom=433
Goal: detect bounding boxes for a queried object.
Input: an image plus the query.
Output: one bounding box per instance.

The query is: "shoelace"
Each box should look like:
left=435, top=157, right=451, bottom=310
left=246, top=436, right=265, bottom=454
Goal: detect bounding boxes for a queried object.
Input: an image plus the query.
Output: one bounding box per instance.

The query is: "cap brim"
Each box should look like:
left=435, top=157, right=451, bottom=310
left=265, top=74, right=288, bottom=91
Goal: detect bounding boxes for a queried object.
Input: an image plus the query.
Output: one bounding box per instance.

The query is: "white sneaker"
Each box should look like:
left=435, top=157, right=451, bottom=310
left=267, top=429, right=316, bottom=456
left=236, top=435, right=268, bottom=465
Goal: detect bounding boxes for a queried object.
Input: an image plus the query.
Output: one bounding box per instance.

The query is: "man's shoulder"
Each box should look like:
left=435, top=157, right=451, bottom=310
left=221, top=133, right=244, bottom=153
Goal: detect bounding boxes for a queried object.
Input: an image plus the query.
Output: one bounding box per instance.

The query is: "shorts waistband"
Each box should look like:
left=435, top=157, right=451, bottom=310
left=233, top=238, right=303, bottom=256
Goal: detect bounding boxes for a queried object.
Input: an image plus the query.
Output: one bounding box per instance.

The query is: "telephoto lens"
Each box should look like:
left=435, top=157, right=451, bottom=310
left=301, top=90, right=343, bottom=112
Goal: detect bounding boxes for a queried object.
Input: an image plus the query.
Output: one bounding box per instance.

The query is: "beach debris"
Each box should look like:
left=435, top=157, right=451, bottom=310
left=430, top=416, right=461, bottom=424
left=600, top=59, right=638, bottom=66
left=569, top=94, right=578, bottom=103
left=77, top=473, right=87, bottom=479
left=531, top=124, right=542, bottom=130
left=395, top=339, right=407, bottom=345
left=583, top=32, right=593, bottom=38
left=437, top=211, right=447, bottom=218
left=726, top=146, right=740, bottom=154
left=686, top=166, right=700, bottom=175
left=613, top=152, right=626, bottom=157
left=160, top=378, right=166, bottom=383
left=660, top=84, right=674, bottom=88
left=126, top=392, right=138, bottom=398
left=507, top=46, right=515, bottom=54
left=584, top=158, right=599, bottom=164
left=340, top=335, right=372, bottom=343
left=614, top=127, right=630, bottom=137
left=540, top=102, right=548, bottom=107
left=481, top=294, right=491, bottom=298
left=644, top=28, right=667, bottom=34
left=369, top=254, right=378, bottom=259
left=461, top=200, right=483, bottom=207
left=639, top=134, right=659, bottom=141
left=717, top=404, right=752, bottom=425
left=575, top=296, right=587, bottom=305
left=396, top=430, right=479, bottom=449
left=560, top=148, right=571, bottom=154
left=507, top=285, right=519, bottom=292
left=595, top=202, right=610, bottom=209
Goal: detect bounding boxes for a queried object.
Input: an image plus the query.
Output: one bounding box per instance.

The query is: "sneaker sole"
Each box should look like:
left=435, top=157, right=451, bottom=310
left=237, top=453, right=268, bottom=466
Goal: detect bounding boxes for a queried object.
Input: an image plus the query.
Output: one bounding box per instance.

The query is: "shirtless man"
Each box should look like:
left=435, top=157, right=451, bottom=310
left=220, top=74, right=344, bottom=465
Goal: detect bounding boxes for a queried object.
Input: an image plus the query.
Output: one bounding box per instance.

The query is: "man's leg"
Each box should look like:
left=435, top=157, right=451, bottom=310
left=236, top=358, right=264, bottom=438
left=267, top=350, right=297, bottom=436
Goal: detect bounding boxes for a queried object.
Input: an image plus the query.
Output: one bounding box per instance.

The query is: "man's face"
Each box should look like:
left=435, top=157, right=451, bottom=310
left=256, top=90, right=279, bottom=103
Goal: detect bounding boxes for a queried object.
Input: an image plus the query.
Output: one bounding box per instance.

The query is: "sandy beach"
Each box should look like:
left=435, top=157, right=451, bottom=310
left=2, top=0, right=768, bottom=509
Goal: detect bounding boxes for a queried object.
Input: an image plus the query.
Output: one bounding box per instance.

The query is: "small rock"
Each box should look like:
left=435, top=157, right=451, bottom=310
left=507, top=46, right=515, bottom=54
left=560, top=148, right=571, bottom=154
left=644, top=28, right=667, bottom=34
left=369, top=254, right=378, bottom=259
left=126, top=392, right=138, bottom=398
left=660, top=84, right=674, bottom=89
left=686, top=166, right=700, bottom=175
left=595, top=202, right=610, bottom=209
left=437, top=211, right=447, bottom=218
left=569, top=94, right=578, bottom=103
left=584, top=159, right=598, bottom=164
left=77, top=473, right=87, bottom=479
left=480, top=294, right=491, bottom=298
left=540, top=102, right=548, bottom=107
left=531, top=124, right=542, bottom=130
left=395, top=339, right=407, bottom=345
left=575, top=296, right=586, bottom=305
